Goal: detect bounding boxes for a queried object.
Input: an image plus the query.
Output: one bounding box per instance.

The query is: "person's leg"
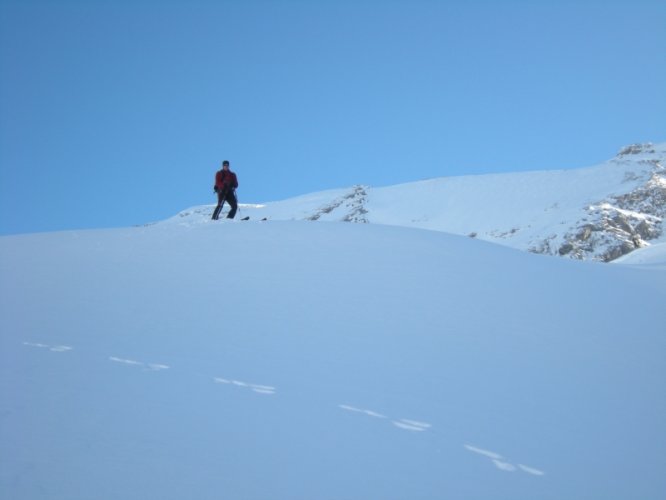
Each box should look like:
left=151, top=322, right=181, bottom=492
left=212, top=191, right=225, bottom=220
left=226, top=191, right=238, bottom=219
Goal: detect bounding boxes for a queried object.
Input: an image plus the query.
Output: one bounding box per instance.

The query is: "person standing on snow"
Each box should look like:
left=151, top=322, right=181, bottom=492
left=212, top=160, right=239, bottom=220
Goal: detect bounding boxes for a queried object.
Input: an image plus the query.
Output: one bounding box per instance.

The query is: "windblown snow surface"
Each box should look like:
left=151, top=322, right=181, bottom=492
left=1, top=216, right=665, bottom=499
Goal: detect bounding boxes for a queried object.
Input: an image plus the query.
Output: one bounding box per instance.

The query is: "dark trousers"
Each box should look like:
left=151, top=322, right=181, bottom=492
left=212, top=189, right=238, bottom=220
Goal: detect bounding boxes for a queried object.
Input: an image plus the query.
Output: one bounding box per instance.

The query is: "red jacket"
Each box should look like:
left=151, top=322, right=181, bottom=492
left=215, top=169, right=238, bottom=191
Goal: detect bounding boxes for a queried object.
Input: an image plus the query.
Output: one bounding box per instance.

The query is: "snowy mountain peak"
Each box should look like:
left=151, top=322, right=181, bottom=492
left=616, top=141, right=661, bottom=157
left=168, top=142, right=666, bottom=262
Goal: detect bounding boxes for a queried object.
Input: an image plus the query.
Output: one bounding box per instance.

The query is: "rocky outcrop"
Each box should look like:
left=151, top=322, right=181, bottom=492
left=307, top=185, right=369, bottom=223
left=539, top=144, right=665, bottom=262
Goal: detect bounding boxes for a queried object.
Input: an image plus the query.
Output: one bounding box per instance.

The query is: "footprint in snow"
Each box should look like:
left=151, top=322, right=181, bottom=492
left=517, top=464, right=546, bottom=476
left=464, top=444, right=545, bottom=476
left=339, top=404, right=431, bottom=433
left=213, top=377, right=276, bottom=395
left=23, top=342, right=73, bottom=352
left=109, top=357, right=170, bottom=371
left=392, top=419, right=432, bottom=432
left=339, top=404, right=388, bottom=419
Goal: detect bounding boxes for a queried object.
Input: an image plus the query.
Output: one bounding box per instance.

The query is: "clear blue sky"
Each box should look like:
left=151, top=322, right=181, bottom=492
left=1, top=0, right=664, bottom=235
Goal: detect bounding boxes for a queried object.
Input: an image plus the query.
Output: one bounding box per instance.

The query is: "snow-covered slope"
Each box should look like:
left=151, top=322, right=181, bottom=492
left=172, top=142, right=666, bottom=262
left=611, top=240, right=666, bottom=269
left=1, top=220, right=665, bottom=499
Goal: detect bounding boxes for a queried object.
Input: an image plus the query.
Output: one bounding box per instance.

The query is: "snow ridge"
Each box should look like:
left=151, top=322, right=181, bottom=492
left=168, top=142, right=666, bottom=262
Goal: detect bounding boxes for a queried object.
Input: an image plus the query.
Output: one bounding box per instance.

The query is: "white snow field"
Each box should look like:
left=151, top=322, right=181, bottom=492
left=1, top=217, right=665, bottom=499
